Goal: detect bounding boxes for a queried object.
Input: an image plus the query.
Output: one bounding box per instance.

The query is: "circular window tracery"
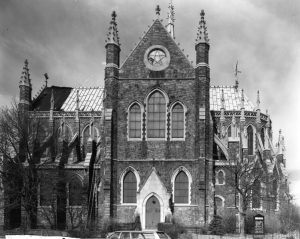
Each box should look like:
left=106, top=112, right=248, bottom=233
left=144, top=45, right=170, bottom=71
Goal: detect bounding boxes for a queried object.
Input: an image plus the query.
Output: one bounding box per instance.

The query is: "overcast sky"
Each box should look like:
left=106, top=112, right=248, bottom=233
left=0, top=0, right=300, bottom=204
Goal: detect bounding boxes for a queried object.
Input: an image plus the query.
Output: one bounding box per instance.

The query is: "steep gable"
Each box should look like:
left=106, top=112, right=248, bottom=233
left=120, top=19, right=194, bottom=79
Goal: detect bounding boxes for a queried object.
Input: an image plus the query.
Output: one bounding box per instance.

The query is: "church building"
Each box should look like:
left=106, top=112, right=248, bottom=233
left=2, top=3, right=289, bottom=232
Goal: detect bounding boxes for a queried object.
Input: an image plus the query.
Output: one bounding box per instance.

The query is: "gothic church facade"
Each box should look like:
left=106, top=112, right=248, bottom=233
left=3, top=4, right=289, bottom=231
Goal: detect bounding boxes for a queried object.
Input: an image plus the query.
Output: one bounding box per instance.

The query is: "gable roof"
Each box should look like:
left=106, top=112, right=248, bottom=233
left=210, top=86, right=255, bottom=111
left=120, top=19, right=194, bottom=79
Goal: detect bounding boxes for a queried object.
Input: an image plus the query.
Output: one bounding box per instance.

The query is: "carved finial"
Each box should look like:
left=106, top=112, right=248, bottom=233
left=256, top=90, right=260, bottom=110
left=240, top=89, right=245, bottom=122
left=20, top=59, right=31, bottom=85
left=112, top=11, right=116, bottom=21
left=44, top=73, right=48, bottom=87
left=221, top=89, right=225, bottom=109
left=105, top=11, right=120, bottom=46
left=196, top=10, right=209, bottom=44
left=234, top=61, right=241, bottom=90
left=166, top=0, right=175, bottom=39
left=241, top=89, right=245, bottom=109
left=155, top=5, right=161, bottom=17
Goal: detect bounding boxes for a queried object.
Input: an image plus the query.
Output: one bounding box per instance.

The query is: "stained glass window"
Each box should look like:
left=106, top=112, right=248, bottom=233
left=148, top=49, right=166, bottom=66
left=217, top=170, right=225, bottom=185
left=174, top=171, right=189, bottom=204
left=129, top=104, right=142, bottom=138
left=171, top=104, right=184, bottom=138
left=147, top=91, right=166, bottom=138
left=123, top=171, right=137, bottom=203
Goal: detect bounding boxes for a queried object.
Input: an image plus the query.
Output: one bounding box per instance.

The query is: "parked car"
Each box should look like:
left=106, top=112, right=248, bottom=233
left=106, top=231, right=171, bottom=239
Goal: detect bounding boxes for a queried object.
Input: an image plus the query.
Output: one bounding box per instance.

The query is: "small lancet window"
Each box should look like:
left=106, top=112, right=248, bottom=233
left=123, top=171, right=137, bottom=203
left=171, top=103, right=184, bottom=138
left=216, top=170, right=225, bottom=185
left=227, top=125, right=232, bottom=138
left=147, top=91, right=166, bottom=138
left=247, top=125, right=254, bottom=155
left=129, top=103, right=142, bottom=139
left=174, top=171, right=189, bottom=204
left=82, top=125, right=98, bottom=158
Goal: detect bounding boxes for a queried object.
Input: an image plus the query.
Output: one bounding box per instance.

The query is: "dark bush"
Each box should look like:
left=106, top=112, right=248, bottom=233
left=134, top=215, right=142, bottom=231
left=245, top=211, right=256, bottom=234
left=208, top=215, right=225, bottom=235
left=222, top=211, right=237, bottom=233
left=158, top=222, right=186, bottom=239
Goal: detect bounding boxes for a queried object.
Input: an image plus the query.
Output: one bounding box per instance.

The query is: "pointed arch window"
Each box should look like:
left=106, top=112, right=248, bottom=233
left=171, top=103, right=184, bottom=139
left=174, top=171, right=189, bottom=204
left=147, top=91, right=166, bottom=138
left=82, top=125, right=99, bottom=158
left=252, top=180, right=261, bottom=209
left=215, top=195, right=225, bottom=213
left=55, top=124, right=72, bottom=156
left=123, top=171, right=137, bottom=203
left=216, top=170, right=225, bottom=185
left=129, top=103, right=142, bottom=139
left=69, top=178, right=84, bottom=206
left=247, top=125, right=254, bottom=155
left=227, top=125, right=231, bottom=138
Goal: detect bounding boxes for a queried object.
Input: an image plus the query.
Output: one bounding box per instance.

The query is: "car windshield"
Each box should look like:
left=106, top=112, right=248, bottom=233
left=131, top=232, right=146, bottom=239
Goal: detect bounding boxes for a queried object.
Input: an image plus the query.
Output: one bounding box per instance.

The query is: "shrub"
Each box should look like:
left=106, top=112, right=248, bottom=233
left=264, top=214, right=281, bottom=234
left=134, top=215, right=142, bottom=231
left=245, top=211, right=256, bottom=234
left=157, top=222, right=186, bottom=239
left=178, top=232, right=193, bottom=239
left=222, top=211, right=237, bottom=233
left=101, top=218, right=120, bottom=237
left=208, top=215, right=225, bottom=235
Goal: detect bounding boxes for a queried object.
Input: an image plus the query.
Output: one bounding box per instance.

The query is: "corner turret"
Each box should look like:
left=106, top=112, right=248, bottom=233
left=195, top=10, right=210, bottom=158
left=105, top=11, right=120, bottom=109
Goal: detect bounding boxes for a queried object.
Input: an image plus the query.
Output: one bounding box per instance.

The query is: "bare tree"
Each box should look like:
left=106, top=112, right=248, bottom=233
left=0, top=102, right=46, bottom=230
left=225, top=150, right=266, bottom=235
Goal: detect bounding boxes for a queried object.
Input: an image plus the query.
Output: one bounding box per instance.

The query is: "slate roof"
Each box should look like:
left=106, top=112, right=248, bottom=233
left=32, top=85, right=254, bottom=112
left=210, top=86, right=255, bottom=111
left=32, top=86, right=104, bottom=112
left=61, top=87, right=104, bottom=111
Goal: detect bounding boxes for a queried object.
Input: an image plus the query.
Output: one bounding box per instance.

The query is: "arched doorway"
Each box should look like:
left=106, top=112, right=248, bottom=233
left=145, top=195, right=160, bottom=229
